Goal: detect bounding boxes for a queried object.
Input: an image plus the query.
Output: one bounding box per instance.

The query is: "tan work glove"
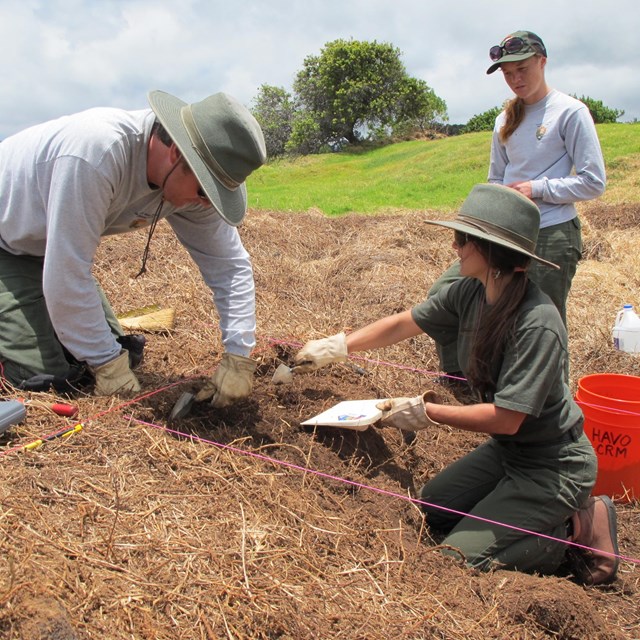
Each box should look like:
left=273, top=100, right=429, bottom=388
left=376, top=390, right=441, bottom=431
left=91, top=350, right=141, bottom=396
left=195, top=353, right=257, bottom=408
left=293, top=332, right=348, bottom=373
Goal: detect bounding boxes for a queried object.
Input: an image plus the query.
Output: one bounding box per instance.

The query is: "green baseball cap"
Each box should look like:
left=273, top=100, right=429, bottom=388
left=487, top=31, right=547, bottom=75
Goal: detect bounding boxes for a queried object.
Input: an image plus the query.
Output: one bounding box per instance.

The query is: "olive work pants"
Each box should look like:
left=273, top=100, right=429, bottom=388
left=0, top=247, right=123, bottom=385
left=418, top=431, right=596, bottom=575
left=429, top=217, right=582, bottom=374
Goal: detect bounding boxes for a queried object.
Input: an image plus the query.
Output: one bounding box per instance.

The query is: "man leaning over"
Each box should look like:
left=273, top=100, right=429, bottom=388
left=0, top=90, right=266, bottom=406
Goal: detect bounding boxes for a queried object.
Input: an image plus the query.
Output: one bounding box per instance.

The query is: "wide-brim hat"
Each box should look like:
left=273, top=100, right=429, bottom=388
left=425, top=183, right=559, bottom=269
left=148, top=90, right=267, bottom=226
left=486, top=30, right=547, bottom=75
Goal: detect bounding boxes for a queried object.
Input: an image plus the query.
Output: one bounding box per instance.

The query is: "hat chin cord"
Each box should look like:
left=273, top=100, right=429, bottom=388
left=134, top=158, right=181, bottom=278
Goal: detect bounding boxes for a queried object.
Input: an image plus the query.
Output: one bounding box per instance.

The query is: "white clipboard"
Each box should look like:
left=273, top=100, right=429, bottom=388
left=301, top=399, right=382, bottom=431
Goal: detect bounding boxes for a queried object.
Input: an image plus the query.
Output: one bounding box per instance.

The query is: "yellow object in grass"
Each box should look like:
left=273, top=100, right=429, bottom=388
left=23, top=424, right=83, bottom=451
left=117, top=307, right=175, bottom=332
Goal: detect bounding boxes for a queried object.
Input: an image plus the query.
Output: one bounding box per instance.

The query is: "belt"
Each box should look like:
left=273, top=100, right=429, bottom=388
left=552, top=424, right=583, bottom=445
left=497, top=424, right=584, bottom=448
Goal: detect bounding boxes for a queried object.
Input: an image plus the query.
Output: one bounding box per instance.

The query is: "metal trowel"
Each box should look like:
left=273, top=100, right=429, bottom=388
left=271, top=363, right=296, bottom=385
left=271, top=361, right=312, bottom=384
left=169, top=391, right=196, bottom=423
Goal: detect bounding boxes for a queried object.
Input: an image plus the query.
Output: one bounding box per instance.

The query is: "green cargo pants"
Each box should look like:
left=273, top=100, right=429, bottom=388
left=418, top=431, right=596, bottom=574
left=0, top=247, right=123, bottom=386
left=429, top=217, right=582, bottom=374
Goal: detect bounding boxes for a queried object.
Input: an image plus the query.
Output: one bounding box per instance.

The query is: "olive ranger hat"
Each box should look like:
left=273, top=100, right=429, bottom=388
left=486, top=30, right=547, bottom=75
left=148, top=90, right=267, bottom=226
left=425, top=183, right=559, bottom=269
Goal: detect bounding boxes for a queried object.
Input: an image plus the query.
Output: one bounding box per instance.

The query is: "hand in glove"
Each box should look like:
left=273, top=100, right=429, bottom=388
left=195, top=353, right=257, bottom=408
left=376, top=390, right=441, bottom=431
left=293, top=333, right=348, bottom=373
left=91, top=350, right=141, bottom=396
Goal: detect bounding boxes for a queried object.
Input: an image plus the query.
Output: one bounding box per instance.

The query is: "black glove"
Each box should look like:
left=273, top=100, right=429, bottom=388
left=117, top=334, right=146, bottom=369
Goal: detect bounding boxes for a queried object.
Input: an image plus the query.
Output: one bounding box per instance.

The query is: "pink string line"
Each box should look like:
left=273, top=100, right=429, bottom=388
left=125, top=414, right=640, bottom=567
left=264, top=336, right=465, bottom=380
left=0, top=378, right=194, bottom=457
left=264, top=337, right=640, bottom=413
left=4, top=340, right=639, bottom=566
left=575, top=400, right=640, bottom=416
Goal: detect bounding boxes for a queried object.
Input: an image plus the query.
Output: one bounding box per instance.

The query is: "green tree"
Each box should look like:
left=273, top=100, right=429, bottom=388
left=291, top=39, right=447, bottom=150
left=393, top=76, right=448, bottom=133
left=463, top=95, right=625, bottom=134
left=286, top=111, right=326, bottom=155
left=463, top=106, right=502, bottom=133
left=571, top=95, right=624, bottom=124
left=251, top=84, right=295, bottom=158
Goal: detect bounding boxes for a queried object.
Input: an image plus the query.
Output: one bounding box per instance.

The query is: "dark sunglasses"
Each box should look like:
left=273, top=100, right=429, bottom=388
left=489, top=37, right=543, bottom=62
left=454, top=230, right=469, bottom=247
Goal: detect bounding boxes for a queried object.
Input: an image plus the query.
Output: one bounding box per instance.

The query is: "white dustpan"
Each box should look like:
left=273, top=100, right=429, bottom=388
left=301, top=399, right=383, bottom=431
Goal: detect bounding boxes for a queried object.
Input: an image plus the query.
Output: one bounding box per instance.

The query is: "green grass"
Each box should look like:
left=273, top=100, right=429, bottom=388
left=246, top=123, right=640, bottom=215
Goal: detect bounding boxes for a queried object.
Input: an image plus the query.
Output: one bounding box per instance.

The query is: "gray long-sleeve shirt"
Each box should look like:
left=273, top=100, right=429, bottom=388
left=488, top=89, right=606, bottom=228
left=0, top=107, right=256, bottom=367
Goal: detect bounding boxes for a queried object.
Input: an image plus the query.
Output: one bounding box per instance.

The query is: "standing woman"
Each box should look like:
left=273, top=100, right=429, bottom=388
left=486, top=29, right=605, bottom=326
left=429, top=31, right=606, bottom=382
left=294, top=184, right=618, bottom=584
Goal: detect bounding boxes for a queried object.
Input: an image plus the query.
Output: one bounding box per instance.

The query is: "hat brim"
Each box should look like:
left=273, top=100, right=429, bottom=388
left=486, top=51, right=537, bottom=75
left=148, top=91, right=247, bottom=226
left=425, top=219, right=560, bottom=269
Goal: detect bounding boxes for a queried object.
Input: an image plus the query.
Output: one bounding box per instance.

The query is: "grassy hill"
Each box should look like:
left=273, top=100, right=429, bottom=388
left=247, top=123, right=640, bottom=215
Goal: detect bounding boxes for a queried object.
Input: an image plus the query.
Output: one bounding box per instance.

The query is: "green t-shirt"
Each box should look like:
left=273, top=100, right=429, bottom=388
left=411, top=278, right=583, bottom=444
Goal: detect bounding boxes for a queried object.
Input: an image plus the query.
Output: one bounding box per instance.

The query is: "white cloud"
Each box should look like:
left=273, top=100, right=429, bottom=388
left=1, top=0, right=638, bottom=137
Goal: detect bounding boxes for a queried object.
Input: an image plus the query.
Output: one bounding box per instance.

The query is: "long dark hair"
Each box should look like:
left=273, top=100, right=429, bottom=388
left=466, top=237, right=531, bottom=396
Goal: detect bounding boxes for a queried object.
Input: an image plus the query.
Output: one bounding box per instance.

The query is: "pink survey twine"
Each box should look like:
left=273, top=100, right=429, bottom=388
left=125, top=414, right=640, bottom=567
left=4, top=336, right=638, bottom=567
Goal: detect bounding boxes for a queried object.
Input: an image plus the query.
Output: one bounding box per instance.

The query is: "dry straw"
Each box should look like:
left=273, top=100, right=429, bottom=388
left=0, top=204, right=638, bottom=639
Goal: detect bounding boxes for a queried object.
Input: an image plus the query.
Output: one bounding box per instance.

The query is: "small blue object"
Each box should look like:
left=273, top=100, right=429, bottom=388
left=0, top=400, right=26, bottom=434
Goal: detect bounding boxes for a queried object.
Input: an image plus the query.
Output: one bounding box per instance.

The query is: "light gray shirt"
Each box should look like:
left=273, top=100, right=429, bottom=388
left=488, top=89, right=606, bottom=228
left=0, top=107, right=256, bottom=367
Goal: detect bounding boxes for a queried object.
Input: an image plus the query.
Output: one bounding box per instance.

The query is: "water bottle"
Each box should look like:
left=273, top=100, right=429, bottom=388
left=612, top=304, right=640, bottom=354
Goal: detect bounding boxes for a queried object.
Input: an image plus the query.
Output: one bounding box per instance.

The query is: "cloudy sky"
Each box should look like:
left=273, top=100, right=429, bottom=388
left=1, top=0, right=637, bottom=139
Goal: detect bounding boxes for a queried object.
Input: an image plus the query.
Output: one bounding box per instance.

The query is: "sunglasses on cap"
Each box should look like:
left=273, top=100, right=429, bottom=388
left=489, top=36, right=544, bottom=62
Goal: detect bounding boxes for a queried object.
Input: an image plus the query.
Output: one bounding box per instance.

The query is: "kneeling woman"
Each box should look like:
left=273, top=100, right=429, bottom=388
left=294, top=183, right=618, bottom=585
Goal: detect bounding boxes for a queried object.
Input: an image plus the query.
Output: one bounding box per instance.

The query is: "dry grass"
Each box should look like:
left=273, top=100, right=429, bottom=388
left=0, top=202, right=638, bottom=639
left=599, top=156, right=640, bottom=205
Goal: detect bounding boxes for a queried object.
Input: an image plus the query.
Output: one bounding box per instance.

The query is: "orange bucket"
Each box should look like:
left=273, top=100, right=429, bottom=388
left=576, top=374, right=640, bottom=502
left=578, top=373, right=640, bottom=411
